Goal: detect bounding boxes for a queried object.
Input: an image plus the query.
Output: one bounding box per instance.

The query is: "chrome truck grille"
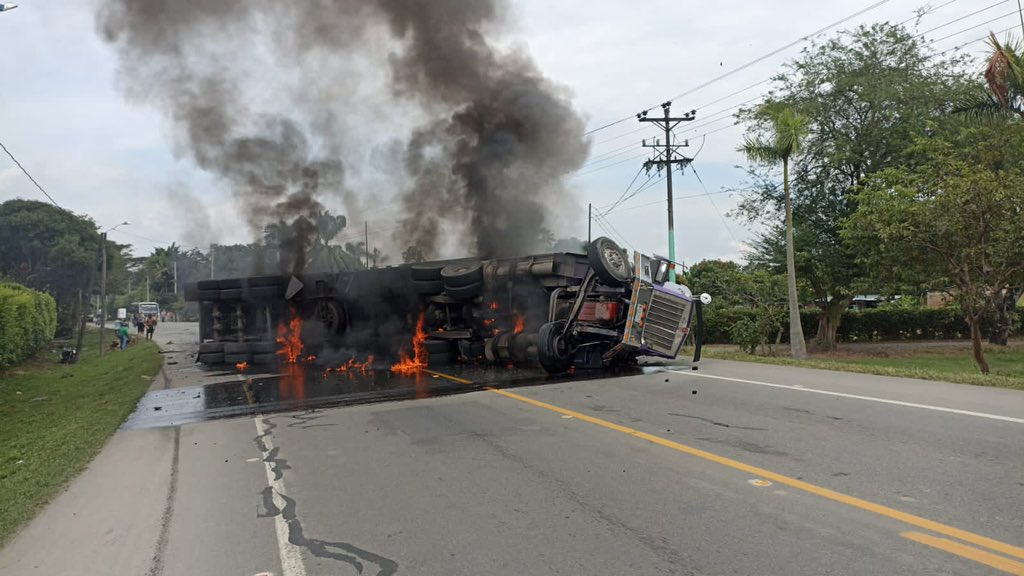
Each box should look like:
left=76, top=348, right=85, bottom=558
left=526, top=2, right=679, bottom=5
left=642, top=290, right=691, bottom=355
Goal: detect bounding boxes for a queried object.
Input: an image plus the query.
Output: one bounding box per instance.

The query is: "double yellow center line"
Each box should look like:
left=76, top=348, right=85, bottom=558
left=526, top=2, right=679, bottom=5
left=426, top=369, right=1024, bottom=575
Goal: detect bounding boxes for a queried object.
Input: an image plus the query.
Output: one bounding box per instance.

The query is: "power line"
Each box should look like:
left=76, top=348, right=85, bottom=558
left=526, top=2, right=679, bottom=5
left=928, top=9, right=1019, bottom=43
left=0, top=139, right=61, bottom=208
left=583, top=0, right=983, bottom=156
left=601, top=166, right=646, bottom=217
left=916, top=0, right=1007, bottom=37
left=581, top=0, right=894, bottom=137
left=691, top=163, right=740, bottom=245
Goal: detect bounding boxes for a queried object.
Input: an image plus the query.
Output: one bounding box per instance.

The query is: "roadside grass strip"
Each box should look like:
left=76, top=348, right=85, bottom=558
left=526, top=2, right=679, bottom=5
left=0, top=330, right=162, bottom=544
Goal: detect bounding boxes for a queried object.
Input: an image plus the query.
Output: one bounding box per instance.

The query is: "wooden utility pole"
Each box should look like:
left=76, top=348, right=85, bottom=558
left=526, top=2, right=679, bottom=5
left=364, top=221, right=369, bottom=269
left=639, top=102, right=695, bottom=282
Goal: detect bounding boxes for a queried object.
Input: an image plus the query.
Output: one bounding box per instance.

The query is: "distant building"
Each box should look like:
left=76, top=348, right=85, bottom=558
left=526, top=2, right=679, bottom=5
left=926, top=291, right=954, bottom=308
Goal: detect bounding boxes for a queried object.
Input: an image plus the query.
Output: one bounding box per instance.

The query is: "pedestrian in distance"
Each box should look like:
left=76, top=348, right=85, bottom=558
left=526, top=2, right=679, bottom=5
left=117, top=321, right=130, bottom=351
left=134, top=312, right=145, bottom=335
left=145, top=314, right=157, bottom=340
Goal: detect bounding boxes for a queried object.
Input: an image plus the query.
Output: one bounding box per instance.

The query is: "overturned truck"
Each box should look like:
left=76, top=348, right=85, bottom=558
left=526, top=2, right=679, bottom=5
left=186, top=237, right=709, bottom=374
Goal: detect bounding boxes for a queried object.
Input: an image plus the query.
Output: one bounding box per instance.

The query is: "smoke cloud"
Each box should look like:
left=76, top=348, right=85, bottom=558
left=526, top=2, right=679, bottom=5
left=97, top=0, right=589, bottom=265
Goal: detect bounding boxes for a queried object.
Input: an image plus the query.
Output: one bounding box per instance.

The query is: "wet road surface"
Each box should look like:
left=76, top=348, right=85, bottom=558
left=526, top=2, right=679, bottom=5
left=123, top=361, right=673, bottom=430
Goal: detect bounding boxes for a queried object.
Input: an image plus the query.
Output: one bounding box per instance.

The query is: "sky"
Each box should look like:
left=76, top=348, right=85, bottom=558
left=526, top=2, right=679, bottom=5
left=0, top=0, right=1016, bottom=267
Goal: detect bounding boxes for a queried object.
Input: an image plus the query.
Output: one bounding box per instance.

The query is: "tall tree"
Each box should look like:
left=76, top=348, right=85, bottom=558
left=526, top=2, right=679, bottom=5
left=739, top=104, right=809, bottom=359
left=0, top=200, right=104, bottom=335
left=844, top=124, right=1024, bottom=374
left=736, top=23, right=974, bottom=350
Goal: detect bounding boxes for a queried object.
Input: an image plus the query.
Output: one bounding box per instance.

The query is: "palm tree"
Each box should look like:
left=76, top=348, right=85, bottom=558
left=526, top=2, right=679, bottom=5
left=739, top=105, right=809, bottom=359
left=955, top=33, right=1024, bottom=119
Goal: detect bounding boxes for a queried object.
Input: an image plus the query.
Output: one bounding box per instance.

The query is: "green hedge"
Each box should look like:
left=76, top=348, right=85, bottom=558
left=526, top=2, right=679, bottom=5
left=0, top=283, right=57, bottom=369
left=702, top=305, right=1023, bottom=345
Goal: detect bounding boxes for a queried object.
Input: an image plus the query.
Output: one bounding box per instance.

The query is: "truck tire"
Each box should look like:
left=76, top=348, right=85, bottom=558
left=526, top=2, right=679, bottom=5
left=221, top=288, right=243, bottom=300
left=410, top=263, right=445, bottom=281
left=428, top=351, right=453, bottom=365
left=243, top=286, right=283, bottom=300
left=444, top=281, right=482, bottom=301
left=198, top=289, right=221, bottom=301
left=197, top=279, right=229, bottom=291
left=252, top=353, right=277, bottom=365
left=241, top=275, right=285, bottom=288
left=537, top=320, right=572, bottom=374
left=199, top=342, right=224, bottom=354
left=224, top=353, right=250, bottom=365
left=413, top=279, right=445, bottom=295
left=250, top=341, right=277, bottom=354
left=200, top=353, right=224, bottom=365
left=441, top=261, right=483, bottom=288
left=223, top=342, right=250, bottom=355
left=424, top=339, right=451, bottom=356
left=587, top=236, right=632, bottom=286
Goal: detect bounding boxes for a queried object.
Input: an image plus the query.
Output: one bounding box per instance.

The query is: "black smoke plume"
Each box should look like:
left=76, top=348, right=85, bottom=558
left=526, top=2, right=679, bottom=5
left=97, top=0, right=589, bottom=265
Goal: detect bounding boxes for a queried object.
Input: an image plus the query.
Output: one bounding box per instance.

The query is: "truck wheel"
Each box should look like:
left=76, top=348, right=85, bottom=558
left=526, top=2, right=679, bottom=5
left=424, top=339, right=451, bottom=356
left=221, top=288, right=243, bottom=300
left=410, top=263, right=444, bottom=281
left=537, top=320, right=572, bottom=374
left=587, top=236, right=632, bottom=286
left=198, top=342, right=224, bottom=354
left=252, top=353, right=277, bottom=365
left=428, top=351, right=453, bottom=365
left=244, top=286, right=283, bottom=300
left=199, top=289, right=221, bottom=301
left=250, top=341, right=277, bottom=354
left=441, top=261, right=483, bottom=288
left=224, top=353, right=250, bottom=365
left=200, top=353, right=224, bottom=365
left=413, top=279, right=445, bottom=295
left=241, top=275, right=285, bottom=288
left=444, top=281, right=482, bottom=301
left=321, top=300, right=347, bottom=335
left=224, top=342, right=250, bottom=355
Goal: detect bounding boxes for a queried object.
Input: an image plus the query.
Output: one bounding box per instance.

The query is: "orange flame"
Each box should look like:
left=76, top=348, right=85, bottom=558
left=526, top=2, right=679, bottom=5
left=235, top=361, right=249, bottom=372
left=276, top=308, right=304, bottom=364
left=483, top=318, right=495, bottom=327
left=325, top=355, right=375, bottom=378
left=513, top=314, right=526, bottom=334
left=488, top=301, right=500, bottom=311
left=391, top=313, right=428, bottom=375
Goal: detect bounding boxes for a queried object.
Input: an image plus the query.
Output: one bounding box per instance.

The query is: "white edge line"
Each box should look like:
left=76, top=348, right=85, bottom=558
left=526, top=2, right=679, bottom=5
left=672, top=371, right=1024, bottom=424
left=254, top=417, right=308, bottom=576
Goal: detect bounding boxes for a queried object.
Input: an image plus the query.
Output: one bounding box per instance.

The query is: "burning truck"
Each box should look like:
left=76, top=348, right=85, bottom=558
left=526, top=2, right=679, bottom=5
left=186, top=237, right=710, bottom=374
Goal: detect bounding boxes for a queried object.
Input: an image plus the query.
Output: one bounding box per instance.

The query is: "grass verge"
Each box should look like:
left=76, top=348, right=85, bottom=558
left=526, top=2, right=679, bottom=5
left=698, top=343, right=1024, bottom=390
left=0, top=329, right=162, bottom=545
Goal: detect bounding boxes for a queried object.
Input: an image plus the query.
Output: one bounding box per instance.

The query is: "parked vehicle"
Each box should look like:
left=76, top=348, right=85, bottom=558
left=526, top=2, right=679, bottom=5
left=185, top=237, right=709, bottom=373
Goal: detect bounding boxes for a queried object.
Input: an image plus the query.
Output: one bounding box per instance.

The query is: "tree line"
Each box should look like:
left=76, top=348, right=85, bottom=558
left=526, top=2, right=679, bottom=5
left=729, top=24, right=1024, bottom=373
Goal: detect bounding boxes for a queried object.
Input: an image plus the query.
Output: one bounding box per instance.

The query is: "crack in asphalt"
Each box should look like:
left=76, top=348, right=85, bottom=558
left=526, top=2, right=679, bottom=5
left=286, top=411, right=338, bottom=430
left=254, top=417, right=399, bottom=576
left=667, top=412, right=768, bottom=431
left=147, top=426, right=181, bottom=576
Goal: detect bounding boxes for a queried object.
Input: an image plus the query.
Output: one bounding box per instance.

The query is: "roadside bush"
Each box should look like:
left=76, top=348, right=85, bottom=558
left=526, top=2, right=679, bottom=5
left=0, top=283, right=57, bottom=369
left=703, top=305, right=980, bottom=346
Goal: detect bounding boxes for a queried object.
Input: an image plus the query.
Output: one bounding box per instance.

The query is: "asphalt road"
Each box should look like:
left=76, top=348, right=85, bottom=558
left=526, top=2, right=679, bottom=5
left=2, top=323, right=1022, bottom=575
